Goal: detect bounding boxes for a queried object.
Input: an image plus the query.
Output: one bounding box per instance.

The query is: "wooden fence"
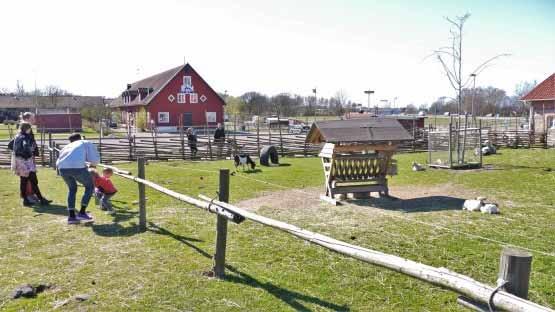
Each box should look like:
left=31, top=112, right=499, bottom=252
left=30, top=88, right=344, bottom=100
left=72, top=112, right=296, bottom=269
left=0, top=128, right=429, bottom=166
left=43, top=156, right=551, bottom=312
left=1, top=126, right=551, bottom=166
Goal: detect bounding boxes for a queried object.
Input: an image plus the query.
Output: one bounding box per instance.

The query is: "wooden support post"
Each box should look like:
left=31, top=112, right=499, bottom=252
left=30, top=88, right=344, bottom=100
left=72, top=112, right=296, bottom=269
left=213, top=168, right=230, bottom=278
left=138, top=156, right=147, bottom=232
left=498, top=247, right=533, bottom=299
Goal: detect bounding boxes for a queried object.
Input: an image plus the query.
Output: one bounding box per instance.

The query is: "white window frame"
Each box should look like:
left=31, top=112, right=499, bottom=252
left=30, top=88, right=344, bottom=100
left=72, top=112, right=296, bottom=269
left=177, top=93, right=186, bottom=104
left=190, top=93, right=198, bottom=104
left=206, top=112, right=217, bottom=123
left=158, top=112, right=170, bottom=123
left=183, top=76, right=192, bottom=87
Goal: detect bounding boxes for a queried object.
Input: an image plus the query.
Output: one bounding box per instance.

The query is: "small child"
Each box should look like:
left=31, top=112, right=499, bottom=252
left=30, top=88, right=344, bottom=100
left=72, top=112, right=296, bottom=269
left=91, top=168, right=118, bottom=214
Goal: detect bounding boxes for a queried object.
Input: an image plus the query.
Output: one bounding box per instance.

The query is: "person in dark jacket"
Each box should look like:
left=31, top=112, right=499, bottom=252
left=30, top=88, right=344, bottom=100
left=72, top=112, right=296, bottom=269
left=187, top=128, right=198, bottom=158
left=9, top=122, right=51, bottom=206
left=214, top=123, right=226, bottom=157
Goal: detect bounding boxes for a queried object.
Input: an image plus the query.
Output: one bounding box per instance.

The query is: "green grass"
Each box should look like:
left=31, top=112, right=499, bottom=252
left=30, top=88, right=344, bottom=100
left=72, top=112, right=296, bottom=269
left=0, top=149, right=554, bottom=311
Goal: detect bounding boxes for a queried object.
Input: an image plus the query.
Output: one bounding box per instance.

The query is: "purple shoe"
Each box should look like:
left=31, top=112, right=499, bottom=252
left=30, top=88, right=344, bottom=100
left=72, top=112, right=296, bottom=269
left=77, top=212, right=94, bottom=223
left=68, top=217, right=80, bottom=225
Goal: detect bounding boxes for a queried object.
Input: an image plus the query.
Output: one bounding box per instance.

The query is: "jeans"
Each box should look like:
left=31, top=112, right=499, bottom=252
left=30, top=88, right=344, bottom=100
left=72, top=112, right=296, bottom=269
left=96, top=191, right=115, bottom=210
left=59, top=167, right=94, bottom=211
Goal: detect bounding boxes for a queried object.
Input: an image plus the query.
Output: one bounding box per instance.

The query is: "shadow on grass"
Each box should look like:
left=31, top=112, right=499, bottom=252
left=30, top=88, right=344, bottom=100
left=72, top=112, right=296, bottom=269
left=224, top=266, right=350, bottom=311
left=238, top=168, right=262, bottom=174
left=347, top=195, right=465, bottom=213
left=148, top=222, right=349, bottom=311
left=91, top=207, right=141, bottom=237
left=32, top=204, right=67, bottom=216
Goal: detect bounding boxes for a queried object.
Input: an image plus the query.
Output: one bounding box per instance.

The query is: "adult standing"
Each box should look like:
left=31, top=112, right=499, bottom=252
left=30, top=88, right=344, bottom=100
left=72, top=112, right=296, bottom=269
left=56, top=133, right=100, bottom=224
left=9, top=122, right=51, bottom=206
left=12, top=112, right=40, bottom=203
left=214, top=123, right=226, bottom=157
left=187, top=128, right=198, bottom=158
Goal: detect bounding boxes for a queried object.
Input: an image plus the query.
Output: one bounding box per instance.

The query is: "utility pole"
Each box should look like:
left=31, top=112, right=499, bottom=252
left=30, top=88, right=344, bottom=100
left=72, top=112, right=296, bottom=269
left=312, top=88, right=317, bottom=117
left=470, top=73, right=477, bottom=121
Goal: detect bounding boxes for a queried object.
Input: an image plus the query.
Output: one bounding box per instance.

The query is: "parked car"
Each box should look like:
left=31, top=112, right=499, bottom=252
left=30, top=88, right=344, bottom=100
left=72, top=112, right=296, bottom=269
left=288, top=124, right=303, bottom=134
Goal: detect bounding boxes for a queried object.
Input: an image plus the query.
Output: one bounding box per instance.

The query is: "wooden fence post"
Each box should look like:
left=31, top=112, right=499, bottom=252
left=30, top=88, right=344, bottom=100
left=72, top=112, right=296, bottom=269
left=128, top=137, right=133, bottom=161
left=213, top=168, right=230, bottom=278
left=412, top=119, right=416, bottom=153
left=499, top=247, right=532, bottom=299
left=180, top=122, right=185, bottom=160
left=256, top=117, right=261, bottom=156
left=99, top=121, right=103, bottom=163
left=138, top=156, right=147, bottom=232
left=208, top=136, right=213, bottom=160
left=478, top=120, right=483, bottom=167
left=55, top=143, right=60, bottom=170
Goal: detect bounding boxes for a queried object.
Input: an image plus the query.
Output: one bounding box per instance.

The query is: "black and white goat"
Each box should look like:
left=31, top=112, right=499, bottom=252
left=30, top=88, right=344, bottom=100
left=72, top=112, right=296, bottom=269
left=234, top=154, right=256, bottom=171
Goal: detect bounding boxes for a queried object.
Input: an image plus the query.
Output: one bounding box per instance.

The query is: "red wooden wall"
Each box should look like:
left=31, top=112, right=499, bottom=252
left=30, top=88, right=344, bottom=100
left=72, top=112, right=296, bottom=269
left=148, top=66, right=224, bottom=127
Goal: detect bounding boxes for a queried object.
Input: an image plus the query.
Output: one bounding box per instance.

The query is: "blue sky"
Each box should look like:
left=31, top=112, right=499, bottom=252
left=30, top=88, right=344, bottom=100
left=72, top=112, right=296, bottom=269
left=0, top=0, right=553, bottom=106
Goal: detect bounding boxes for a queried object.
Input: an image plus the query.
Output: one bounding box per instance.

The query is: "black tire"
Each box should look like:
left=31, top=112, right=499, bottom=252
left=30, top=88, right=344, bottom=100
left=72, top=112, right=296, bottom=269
left=260, top=145, right=279, bottom=166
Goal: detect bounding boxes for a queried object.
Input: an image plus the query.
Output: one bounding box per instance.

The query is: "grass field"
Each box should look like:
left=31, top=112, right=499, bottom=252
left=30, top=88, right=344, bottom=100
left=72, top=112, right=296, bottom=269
left=0, top=149, right=554, bottom=311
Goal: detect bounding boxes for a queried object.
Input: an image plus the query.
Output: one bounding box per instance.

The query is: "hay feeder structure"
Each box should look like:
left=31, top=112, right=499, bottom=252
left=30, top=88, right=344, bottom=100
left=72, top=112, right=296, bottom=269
left=306, top=118, right=412, bottom=203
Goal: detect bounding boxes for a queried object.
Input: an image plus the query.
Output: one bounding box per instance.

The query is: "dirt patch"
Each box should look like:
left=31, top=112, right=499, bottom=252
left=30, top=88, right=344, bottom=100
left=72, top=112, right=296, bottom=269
left=236, top=184, right=483, bottom=216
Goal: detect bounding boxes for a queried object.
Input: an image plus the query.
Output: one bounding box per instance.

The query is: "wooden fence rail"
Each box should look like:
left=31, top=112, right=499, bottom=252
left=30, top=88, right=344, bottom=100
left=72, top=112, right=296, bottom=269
left=80, top=157, right=553, bottom=312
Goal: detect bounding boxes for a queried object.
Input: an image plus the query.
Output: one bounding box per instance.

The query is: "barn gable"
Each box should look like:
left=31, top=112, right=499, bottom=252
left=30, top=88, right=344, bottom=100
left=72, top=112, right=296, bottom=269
left=111, top=63, right=226, bottom=128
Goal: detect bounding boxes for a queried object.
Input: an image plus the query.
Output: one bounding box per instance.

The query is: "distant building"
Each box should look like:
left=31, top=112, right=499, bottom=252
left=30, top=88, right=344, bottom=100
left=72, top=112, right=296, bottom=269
left=344, top=112, right=425, bottom=132
left=0, top=95, right=104, bottom=123
left=35, top=111, right=82, bottom=132
left=110, top=63, right=225, bottom=131
left=521, top=73, right=555, bottom=133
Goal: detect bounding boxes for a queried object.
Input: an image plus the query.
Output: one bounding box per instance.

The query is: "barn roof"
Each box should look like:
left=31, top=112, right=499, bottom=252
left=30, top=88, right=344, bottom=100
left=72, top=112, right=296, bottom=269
left=306, top=118, right=413, bottom=144
left=521, top=73, right=555, bottom=101
left=110, top=63, right=225, bottom=108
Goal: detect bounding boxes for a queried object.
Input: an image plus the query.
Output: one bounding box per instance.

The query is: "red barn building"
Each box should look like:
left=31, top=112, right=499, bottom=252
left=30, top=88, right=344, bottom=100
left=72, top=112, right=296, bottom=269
left=111, top=63, right=225, bottom=131
left=36, top=111, right=82, bottom=132
left=522, top=72, right=555, bottom=134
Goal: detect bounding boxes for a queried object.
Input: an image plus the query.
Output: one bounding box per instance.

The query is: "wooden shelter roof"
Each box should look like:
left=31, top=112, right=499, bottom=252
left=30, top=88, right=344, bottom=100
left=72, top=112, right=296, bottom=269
left=306, top=118, right=413, bottom=144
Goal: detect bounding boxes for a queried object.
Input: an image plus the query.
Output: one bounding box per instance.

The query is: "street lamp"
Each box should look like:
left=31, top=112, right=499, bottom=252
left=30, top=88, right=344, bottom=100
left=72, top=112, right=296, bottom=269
left=364, top=90, right=374, bottom=113
left=470, top=73, right=477, bottom=118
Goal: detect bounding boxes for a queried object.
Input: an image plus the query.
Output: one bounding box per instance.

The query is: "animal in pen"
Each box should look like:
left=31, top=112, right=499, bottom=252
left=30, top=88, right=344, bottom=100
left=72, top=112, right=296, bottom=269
left=233, top=154, right=256, bottom=171
left=306, top=118, right=412, bottom=200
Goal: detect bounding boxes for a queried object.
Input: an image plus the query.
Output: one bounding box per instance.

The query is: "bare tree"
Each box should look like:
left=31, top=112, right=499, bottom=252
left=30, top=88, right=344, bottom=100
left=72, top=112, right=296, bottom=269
left=430, top=13, right=509, bottom=116
left=16, top=80, right=25, bottom=95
